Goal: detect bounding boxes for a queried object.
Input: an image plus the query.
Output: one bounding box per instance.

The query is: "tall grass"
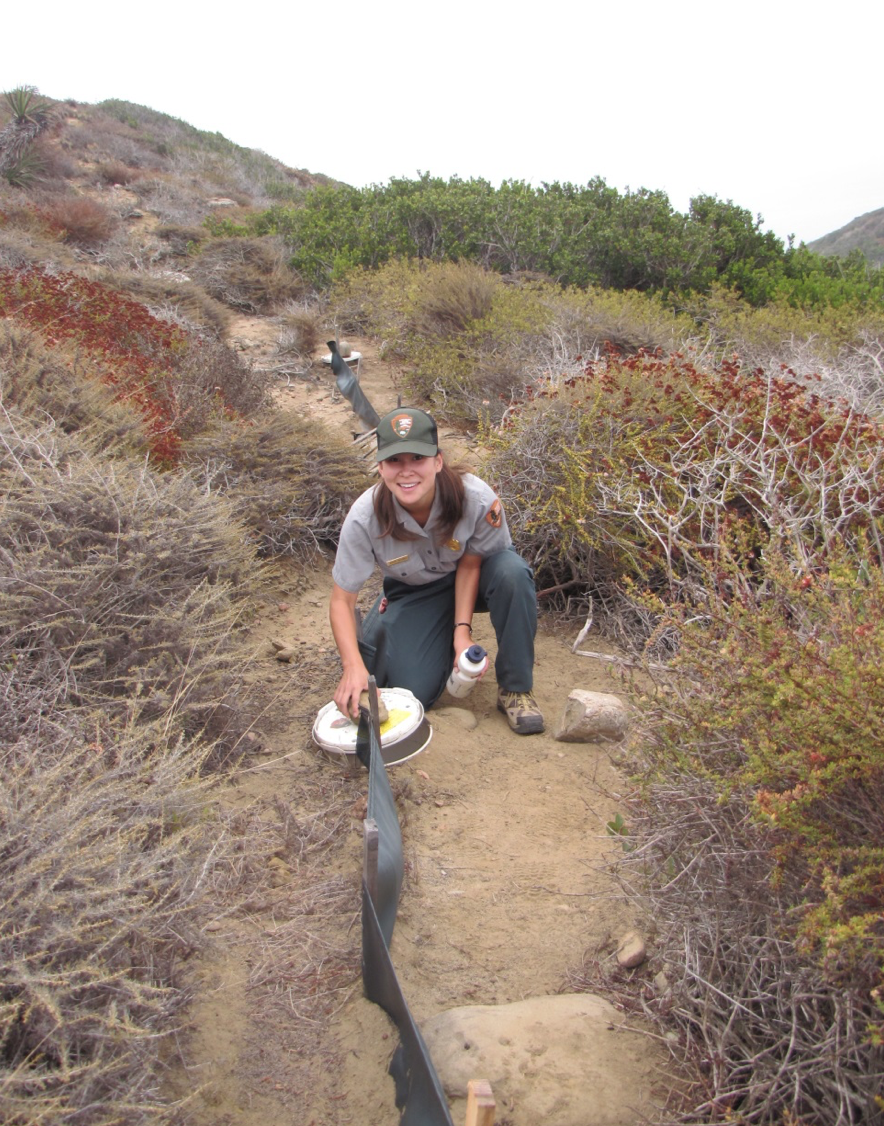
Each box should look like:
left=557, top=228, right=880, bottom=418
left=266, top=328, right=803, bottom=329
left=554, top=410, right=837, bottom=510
left=0, top=406, right=264, bottom=1122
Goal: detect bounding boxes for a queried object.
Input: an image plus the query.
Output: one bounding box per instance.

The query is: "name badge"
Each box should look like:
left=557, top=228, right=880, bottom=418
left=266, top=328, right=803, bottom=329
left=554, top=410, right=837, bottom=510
left=386, top=554, right=410, bottom=566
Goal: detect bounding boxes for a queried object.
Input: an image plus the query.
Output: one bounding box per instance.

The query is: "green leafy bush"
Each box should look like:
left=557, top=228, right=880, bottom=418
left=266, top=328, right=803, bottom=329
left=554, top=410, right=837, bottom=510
left=620, top=540, right=884, bottom=1123
left=249, top=172, right=884, bottom=309
left=482, top=349, right=884, bottom=612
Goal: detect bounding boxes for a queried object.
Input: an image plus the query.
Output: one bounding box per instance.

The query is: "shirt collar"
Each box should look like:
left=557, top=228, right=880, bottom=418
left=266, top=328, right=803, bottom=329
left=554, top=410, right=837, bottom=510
left=392, top=490, right=441, bottom=537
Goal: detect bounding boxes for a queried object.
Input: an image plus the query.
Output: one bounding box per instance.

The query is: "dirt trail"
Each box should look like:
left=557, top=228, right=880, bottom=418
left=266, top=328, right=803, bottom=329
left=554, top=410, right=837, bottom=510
left=167, top=330, right=667, bottom=1126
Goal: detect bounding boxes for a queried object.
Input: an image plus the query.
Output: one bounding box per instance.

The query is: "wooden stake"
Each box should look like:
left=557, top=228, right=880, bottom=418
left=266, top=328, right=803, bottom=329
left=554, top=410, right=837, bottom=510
left=363, top=818, right=378, bottom=903
left=464, top=1079, right=495, bottom=1126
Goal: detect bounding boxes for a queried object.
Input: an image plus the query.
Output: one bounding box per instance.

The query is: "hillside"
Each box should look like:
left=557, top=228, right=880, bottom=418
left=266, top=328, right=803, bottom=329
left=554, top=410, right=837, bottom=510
left=2, top=87, right=883, bottom=1126
left=808, top=205, right=884, bottom=266
left=0, top=92, right=672, bottom=1126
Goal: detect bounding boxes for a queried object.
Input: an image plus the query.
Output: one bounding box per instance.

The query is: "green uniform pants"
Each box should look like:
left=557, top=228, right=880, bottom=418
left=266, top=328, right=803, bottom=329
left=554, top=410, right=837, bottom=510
left=358, top=548, right=537, bottom=709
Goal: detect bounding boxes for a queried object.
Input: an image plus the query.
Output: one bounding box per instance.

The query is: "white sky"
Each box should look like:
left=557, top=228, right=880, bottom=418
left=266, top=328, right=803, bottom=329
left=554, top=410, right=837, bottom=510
left=8, top=0, right=881, bottom=247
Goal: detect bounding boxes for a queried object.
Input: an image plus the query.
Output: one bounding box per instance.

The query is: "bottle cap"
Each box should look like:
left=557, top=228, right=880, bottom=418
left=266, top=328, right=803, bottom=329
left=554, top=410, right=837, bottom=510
left=466, top=644, right=487, bottom=663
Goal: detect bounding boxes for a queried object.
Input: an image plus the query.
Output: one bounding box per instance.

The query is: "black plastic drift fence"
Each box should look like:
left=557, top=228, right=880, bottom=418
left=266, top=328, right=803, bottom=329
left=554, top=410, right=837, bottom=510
left=357, top=687, right=454, bottom=1126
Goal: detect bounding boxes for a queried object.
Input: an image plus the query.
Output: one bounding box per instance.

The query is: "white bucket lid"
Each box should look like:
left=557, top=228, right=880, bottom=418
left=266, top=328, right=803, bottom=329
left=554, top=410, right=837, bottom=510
left=312, top=687, right=432, bottom=767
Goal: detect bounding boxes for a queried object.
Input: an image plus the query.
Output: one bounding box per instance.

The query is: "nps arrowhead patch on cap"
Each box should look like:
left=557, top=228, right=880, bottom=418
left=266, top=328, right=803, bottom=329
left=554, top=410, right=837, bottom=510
left=375, top=406, right=439, bottom=462
left=390, top=413, right=414, bottom=439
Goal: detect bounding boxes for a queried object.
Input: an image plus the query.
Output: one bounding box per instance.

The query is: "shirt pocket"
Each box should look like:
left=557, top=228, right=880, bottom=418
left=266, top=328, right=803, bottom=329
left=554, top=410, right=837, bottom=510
left=437, top=540, right=465, bottom=567
left=383, top=552, right=426, bottom=580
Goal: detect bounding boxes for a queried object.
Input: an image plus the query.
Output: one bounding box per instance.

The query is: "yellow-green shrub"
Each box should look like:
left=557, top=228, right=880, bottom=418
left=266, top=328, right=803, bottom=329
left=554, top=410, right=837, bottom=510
left=334, top=260, right=693, bottom=424
left=625, top=539, right=884, bottom=1122
left=482, top=349, right=884, bottom=605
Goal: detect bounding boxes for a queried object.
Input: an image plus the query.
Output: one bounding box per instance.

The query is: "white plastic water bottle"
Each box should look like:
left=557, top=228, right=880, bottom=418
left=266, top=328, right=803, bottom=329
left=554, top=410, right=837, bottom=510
left=446, top=644, right=488, bottom=698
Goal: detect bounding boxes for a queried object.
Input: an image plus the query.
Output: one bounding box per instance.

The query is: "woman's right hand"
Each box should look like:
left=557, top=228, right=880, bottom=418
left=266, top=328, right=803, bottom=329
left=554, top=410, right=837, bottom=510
left=334, top=662, right=370, bottom=723
left=329, top=583, right=369, bottom=722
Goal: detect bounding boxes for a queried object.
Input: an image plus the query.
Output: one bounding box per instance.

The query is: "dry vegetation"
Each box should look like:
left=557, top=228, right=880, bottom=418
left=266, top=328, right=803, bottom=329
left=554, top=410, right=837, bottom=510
left=1, top=83, right=883, bottom=1126
left=480, top=349, right=884, bottom=1122
left=0, top=91, right=370, bottom=1123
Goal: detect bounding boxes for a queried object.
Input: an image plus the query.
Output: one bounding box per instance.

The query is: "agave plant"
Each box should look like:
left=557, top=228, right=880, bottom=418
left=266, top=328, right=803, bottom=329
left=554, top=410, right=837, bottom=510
left=4, top=85, right=53, bottom=126
left=0, top=86, right=54, bottom=185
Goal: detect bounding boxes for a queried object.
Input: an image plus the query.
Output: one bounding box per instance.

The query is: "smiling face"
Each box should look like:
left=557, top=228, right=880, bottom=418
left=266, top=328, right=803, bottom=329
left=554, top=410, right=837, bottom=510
left=377, top=451, right=444, bottom=525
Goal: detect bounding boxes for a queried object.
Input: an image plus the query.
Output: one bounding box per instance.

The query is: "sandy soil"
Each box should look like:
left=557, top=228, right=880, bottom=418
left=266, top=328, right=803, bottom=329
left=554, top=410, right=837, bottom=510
left=164, top=330, right=670, bottom=1126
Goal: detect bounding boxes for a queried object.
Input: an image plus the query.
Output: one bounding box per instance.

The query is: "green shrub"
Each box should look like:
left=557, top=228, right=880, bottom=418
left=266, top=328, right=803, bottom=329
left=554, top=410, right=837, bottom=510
left=690, top=283, right=884, bottom=360
left=334, top=261, right=694, bottom=424
left=331, top=258, right=433, bottom=346
left=481, top=349, right=884, bottom=615
left=621, top=539, right=884, bottom=1123
left=408, top=260, right=499, bottom=335
left=265, top=172, right=884, bottom=308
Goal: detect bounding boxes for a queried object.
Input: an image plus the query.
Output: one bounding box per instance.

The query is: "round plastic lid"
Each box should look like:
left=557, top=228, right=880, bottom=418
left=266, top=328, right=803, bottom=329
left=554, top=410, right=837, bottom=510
left=312, top=687, right=431, bottom=766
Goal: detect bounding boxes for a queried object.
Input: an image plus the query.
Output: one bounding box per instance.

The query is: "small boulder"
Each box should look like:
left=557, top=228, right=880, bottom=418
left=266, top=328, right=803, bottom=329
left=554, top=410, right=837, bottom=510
left=422, top=994, right=662, bottom=1126
left=554, top=689, right=629, bottom=743
left=615, top=929, right=647, bottom=969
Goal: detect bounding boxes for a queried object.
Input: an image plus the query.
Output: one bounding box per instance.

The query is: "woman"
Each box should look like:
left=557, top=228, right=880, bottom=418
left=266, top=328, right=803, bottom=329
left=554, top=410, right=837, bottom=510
left=329, top=406, right=544, bottom=735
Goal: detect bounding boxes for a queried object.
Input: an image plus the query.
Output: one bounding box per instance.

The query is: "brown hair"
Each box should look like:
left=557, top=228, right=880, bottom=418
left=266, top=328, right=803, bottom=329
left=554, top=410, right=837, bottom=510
left=373, top=456, right=467, bottom=544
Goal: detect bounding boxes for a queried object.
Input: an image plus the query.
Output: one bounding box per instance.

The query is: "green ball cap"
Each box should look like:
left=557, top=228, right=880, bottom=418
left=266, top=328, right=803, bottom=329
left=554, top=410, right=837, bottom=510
left=375, top=408, right=439, bottom=463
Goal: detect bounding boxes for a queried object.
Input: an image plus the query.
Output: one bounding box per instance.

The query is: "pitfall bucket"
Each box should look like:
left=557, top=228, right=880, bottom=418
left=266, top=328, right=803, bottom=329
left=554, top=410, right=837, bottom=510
left=312, top=687, right=432, bottom=768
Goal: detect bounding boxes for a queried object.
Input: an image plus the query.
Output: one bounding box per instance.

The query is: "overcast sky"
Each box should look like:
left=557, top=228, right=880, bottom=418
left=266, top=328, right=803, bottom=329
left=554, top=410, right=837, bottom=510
left=9, top=0, right=881, bottom=247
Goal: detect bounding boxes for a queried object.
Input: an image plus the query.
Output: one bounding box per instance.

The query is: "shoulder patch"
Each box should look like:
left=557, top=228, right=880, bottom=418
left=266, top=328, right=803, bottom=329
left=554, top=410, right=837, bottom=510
left=486, top=498, right=503, bottom=528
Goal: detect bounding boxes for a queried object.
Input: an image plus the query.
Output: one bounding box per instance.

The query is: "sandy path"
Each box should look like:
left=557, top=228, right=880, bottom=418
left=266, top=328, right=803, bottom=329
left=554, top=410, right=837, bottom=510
left=165, top=332, right=667, bottom=1126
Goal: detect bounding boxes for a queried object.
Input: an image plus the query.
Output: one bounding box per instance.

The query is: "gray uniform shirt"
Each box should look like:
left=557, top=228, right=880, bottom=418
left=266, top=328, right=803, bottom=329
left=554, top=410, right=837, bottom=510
left=332, top=474, right=512, bottom=593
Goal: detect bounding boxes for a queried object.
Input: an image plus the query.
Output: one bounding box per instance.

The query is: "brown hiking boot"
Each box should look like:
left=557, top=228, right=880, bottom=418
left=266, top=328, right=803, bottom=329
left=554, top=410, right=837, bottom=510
left=497, top=690, right=545, bottom=735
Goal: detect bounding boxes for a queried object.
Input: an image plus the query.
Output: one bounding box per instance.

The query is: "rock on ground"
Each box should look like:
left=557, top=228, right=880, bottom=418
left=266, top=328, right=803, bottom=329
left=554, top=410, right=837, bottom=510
left=554, top=689, right=630, bottom=743
left=422, top=993, right=663, bottom=1126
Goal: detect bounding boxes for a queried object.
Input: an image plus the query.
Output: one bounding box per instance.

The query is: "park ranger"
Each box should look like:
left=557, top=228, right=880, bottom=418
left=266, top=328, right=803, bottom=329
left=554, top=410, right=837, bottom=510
left=329, top=406, right=544, bottom=734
